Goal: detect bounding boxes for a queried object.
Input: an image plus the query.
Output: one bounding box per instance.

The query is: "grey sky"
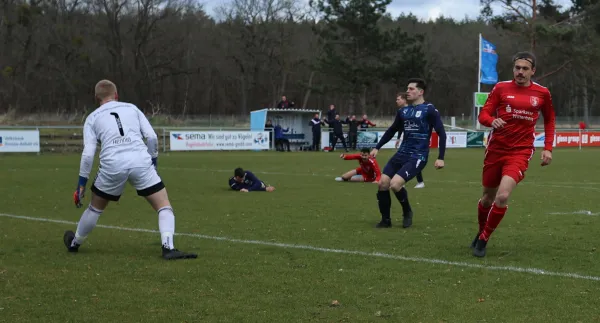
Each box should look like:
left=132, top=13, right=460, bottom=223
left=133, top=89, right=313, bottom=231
left=200, top=0, right=573, bottom=21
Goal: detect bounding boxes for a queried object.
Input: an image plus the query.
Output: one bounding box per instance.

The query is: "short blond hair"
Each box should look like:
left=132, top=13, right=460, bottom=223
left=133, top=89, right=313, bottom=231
left=95, top=79, right=117, bottom=100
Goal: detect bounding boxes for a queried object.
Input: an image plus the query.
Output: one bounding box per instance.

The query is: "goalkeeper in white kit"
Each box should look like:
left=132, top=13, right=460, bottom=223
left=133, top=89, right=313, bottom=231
left=64, top=79, right=197, bottom=260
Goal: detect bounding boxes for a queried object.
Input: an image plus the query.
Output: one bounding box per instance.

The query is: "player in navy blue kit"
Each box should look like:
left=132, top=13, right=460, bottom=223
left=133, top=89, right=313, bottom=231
left=229, top=168, right=275, bottom=192
left=370, top=79, right=447, bottom=228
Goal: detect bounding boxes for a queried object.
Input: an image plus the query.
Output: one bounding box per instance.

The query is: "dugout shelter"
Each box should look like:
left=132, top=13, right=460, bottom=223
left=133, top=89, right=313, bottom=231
left=250, top=108, right=322, bottom=150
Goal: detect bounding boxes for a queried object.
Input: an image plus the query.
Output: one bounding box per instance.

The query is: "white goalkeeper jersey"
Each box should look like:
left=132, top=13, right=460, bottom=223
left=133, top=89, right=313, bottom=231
left=79, top=101, right=158, bottom=178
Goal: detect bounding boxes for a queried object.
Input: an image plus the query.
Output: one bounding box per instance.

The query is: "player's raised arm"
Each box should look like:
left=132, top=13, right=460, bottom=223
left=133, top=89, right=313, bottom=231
left=428, top=105, right=447, bottom=161
left=478, top=85, right=502, bottom=128
left=137, top=107, right=158, bottom=166
left=541, top=90, right=556, bottom=152
left=374, top=111, right=403, bottom=151
left=341, top=153, right=361, bottom=160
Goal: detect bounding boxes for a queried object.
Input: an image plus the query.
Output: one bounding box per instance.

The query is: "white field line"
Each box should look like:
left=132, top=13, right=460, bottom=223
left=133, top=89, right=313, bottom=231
left=1, top=212, right=600, bottom=282
left=548, top=210, right=600, bottom=216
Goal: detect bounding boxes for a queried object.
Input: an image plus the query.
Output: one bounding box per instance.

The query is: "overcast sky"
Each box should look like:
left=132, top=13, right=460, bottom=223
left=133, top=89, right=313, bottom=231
left=200, top=0, right=573, bottom=21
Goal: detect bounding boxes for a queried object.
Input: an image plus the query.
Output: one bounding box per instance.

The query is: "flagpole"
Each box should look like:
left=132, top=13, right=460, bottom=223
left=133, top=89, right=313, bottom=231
left=476, top=33, right=482, bottom=129
left=478, top=33, right=482, bottom=93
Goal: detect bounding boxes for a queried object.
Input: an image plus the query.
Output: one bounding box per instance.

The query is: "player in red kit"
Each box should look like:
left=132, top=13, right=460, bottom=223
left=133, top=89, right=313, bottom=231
left=472, top=51, right=556, bottom=257
left=335, top=148, right=382, bottom=183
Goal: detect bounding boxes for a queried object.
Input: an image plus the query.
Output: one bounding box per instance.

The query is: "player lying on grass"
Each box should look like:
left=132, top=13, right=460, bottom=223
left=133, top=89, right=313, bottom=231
left=229, top=167, right=275, bottom=192
left=66, top=79, right=197, bottom=260
left=335, top=148, right=381, bottom=183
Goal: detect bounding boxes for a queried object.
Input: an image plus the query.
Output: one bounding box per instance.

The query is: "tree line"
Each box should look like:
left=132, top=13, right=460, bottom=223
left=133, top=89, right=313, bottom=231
left=0, top=0, right=599, bottom=123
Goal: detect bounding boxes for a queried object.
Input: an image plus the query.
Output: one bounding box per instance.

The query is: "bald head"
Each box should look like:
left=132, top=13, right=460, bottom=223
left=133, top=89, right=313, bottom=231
left=95, top=79, right=117, bottom=102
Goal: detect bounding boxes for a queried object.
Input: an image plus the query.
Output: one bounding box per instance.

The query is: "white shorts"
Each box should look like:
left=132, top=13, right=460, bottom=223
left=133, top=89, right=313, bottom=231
left=91, top=165, right=164, bottom=201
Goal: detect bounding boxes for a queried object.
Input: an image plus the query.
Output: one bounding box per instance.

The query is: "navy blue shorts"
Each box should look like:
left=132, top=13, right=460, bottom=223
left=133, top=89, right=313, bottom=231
left=382, top=154, right=427, bottom=182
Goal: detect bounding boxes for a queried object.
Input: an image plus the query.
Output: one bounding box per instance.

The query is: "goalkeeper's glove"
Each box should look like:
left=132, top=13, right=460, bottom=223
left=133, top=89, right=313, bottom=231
left=73, top=176, right=88, bottom=208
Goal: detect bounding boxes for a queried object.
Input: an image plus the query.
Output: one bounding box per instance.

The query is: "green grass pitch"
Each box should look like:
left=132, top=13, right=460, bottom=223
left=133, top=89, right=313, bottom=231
left=1, top=148, right=599, bottom=322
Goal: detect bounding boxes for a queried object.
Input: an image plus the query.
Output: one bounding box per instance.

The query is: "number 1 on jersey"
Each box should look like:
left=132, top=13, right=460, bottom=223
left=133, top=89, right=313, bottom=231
left=110, top=112, right=125, bottom=136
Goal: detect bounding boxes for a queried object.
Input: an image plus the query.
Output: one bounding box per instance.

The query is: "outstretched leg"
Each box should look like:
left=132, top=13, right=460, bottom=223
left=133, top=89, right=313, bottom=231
left=130, top=165, right=197, bottom=260
left=64, top=192, right=110, bottom=252
left=144, top=188, right=198, bottom=260
left=336, top=169, right=359, bottom=182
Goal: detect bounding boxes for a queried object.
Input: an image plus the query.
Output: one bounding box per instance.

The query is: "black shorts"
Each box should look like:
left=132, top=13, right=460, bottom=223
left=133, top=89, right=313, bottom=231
left=382, top=154, right=427, bottom=182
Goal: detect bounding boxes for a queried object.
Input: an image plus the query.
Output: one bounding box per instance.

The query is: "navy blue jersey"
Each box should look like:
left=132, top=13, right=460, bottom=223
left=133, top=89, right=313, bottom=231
left=228, top=171, right=266, bottom=191
left=375, top=103, right=447, bottom=161
left=309, top=118, right=324, bottom=133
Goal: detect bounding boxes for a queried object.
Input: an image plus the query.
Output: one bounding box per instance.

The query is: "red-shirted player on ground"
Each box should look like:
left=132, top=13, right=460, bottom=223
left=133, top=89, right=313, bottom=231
left=472, top=51, right=556, bottom=257
left=335, top=148, right=382, bottom=183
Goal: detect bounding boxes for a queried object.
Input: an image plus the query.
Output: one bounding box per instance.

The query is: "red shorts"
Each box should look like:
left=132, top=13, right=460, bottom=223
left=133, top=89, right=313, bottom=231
left=355, top=167, right=376, bottom=182
left=482, top=149, right=534, bottom=188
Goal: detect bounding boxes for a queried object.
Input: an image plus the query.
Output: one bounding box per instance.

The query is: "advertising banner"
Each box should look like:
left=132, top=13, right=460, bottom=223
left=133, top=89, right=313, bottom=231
left=533, top=132, right=557, bottom=148
left=445, top=132, right=467, bottom=148
left=555, top=131, right=600, bottom=147
left=0, top=130, right=40, bottom=152
left=169, top=131, right=270, bottom=151
left=321, top=131, right=379, bottom=150
left=467, top=131, right=485, bottom=148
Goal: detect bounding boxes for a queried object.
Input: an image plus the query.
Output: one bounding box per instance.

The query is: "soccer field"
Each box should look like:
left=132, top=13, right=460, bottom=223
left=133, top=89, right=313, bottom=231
left=1, top=148, right=599, bottom=322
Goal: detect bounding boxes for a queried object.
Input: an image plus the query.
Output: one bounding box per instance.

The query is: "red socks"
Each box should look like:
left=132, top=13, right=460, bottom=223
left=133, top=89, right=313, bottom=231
left=479, top=203, right=508, bottom=241
left=477, top=199, right=491, bottom=233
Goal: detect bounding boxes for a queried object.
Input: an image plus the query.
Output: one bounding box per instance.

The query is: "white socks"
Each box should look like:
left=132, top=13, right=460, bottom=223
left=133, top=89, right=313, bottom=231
left=73, top=205, right=103, bottom=246
left=158, top=206, right=175, bottom=250
left=72, top=205, right=176, bottom=250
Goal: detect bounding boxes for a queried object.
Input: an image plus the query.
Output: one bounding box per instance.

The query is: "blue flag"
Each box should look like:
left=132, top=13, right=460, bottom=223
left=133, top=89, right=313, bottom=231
left=480, top=37, right=498, bottom=85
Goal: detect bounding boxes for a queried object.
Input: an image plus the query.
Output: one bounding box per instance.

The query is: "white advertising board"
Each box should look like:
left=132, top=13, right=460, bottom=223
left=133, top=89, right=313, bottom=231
left=169, top=131, right=270, bottom=151
left=0, top=130, right=40, bottom=152
left=445, top=131, right=467, bottom=148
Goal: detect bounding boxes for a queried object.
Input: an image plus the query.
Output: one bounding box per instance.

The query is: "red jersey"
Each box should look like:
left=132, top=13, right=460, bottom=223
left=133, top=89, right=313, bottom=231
left=479, top=80, right=556, bottom=152
left=360, top=119, right=376, bottom=128
left=343, top=154, right=381, bottom=181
